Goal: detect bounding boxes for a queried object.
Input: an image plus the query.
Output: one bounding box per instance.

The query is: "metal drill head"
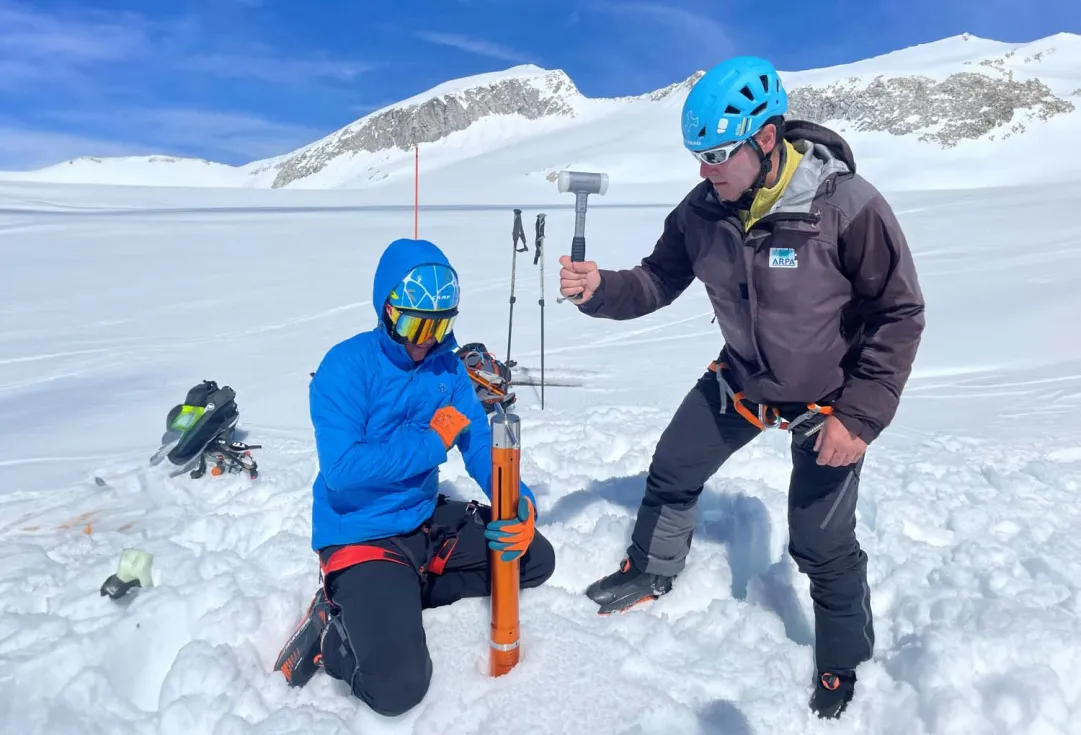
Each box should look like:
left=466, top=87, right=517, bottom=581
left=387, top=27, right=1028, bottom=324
left=557, top=170, right=609, bottom=196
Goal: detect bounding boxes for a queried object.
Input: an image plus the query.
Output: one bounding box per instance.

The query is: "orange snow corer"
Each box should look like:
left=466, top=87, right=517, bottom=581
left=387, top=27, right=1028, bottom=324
left=488, top=407, right=521, bottom=677
left=708, top=360, right=833, bottom=433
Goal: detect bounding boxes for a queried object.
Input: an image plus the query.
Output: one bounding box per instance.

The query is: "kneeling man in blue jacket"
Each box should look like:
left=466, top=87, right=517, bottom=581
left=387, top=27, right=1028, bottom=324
left=274, top=237, right=555, bottom=715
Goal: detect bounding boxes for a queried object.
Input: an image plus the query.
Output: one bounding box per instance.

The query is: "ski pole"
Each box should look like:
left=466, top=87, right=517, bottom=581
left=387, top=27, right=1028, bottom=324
left=489, top=404, right=521, bottom=677
left=507, top=209, right=528, bottom=367
left=534, top=213, right=546, bottom=409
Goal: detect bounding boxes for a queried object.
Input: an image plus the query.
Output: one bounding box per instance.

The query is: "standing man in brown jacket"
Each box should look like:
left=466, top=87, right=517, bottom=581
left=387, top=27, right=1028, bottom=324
left=559, top=56, right=925, bottom=719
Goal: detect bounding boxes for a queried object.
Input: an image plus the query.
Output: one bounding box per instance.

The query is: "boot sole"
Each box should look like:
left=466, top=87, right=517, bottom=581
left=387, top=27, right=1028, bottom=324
left=597, top=594, right=659, bottom=616
left=274, top=595, right=328, bottom=687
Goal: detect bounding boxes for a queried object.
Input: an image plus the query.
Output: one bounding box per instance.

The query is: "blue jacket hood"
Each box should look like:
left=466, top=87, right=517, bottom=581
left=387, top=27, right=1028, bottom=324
left=372, top=238, right=458, bottom=318
left=371, top=238, right=461, bottom=368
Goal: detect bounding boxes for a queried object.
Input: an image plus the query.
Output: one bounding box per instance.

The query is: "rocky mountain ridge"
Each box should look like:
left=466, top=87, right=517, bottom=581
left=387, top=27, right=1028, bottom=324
left=257, top=36, right=1076, bottom=187
left=4, top=32, right=1078, bottom=192
left=263, top=67, right=584, bottom=188
left=788, top=45, right=1075, bottom=147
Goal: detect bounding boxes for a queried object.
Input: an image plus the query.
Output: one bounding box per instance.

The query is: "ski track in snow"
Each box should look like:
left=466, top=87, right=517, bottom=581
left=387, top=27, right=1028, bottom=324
left=1, top=185, right=1081, bottom=735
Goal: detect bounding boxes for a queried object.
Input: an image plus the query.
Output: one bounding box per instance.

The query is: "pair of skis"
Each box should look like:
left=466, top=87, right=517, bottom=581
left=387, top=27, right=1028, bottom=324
left=507, top=209, right=547, bottom=408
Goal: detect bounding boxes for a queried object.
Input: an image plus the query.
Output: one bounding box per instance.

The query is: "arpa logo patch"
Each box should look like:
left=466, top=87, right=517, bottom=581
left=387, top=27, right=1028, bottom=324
left=769, top=248, right=797, bottom=269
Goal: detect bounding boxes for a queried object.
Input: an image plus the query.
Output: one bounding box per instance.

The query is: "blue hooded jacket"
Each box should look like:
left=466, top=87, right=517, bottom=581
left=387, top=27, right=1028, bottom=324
left=308, top=237, right=536, bottom=550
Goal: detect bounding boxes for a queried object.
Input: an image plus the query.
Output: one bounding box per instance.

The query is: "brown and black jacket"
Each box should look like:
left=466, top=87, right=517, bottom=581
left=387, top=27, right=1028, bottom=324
left=577, top=120, right=926, bottom=444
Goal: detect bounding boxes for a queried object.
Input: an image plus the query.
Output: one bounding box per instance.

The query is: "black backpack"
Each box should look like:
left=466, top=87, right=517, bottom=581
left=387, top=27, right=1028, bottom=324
left=155, top=380, right=259, bottom=479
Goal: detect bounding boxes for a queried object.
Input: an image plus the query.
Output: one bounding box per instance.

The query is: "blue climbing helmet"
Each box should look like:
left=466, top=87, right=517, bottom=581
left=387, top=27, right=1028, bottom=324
left=383, top=262, right=460, bottom=345
left=681, top=56, right=788, bottom=164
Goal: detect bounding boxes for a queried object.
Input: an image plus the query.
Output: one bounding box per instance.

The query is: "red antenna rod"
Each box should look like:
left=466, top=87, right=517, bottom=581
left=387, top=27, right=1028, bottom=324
left=414, top=145, right=419, bottom=239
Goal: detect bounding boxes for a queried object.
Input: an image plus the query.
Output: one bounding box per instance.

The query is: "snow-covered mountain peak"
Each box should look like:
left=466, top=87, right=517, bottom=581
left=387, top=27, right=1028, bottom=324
left=264, top=65, right=584, bottom=188
left=384, top=64, right=581, bottom=112
left=780, top=32, right=1080, bottom=149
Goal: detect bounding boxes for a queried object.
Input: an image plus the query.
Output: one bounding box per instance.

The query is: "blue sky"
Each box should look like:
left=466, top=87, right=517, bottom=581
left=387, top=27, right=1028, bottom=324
left=1, top=0, right=1078, bottom=170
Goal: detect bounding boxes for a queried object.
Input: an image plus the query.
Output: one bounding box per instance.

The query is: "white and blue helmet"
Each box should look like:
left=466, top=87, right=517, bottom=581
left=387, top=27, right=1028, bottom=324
left=387, top=263, right=460, bottom=313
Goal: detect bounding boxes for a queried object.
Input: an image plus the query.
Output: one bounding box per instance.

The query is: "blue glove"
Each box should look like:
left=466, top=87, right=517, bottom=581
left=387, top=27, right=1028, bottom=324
left=483, top=497, right=535, bottom=562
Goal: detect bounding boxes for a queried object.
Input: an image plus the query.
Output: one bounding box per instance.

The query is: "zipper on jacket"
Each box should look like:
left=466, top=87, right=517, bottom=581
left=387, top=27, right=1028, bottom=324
left=738, top=209, right=821, bottom=374
left=740, top=238, right=770, bottom=373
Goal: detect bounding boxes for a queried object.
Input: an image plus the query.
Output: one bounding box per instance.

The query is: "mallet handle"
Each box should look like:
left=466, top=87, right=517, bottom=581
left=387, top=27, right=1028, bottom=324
left=571, top=236, right=586, bottom=263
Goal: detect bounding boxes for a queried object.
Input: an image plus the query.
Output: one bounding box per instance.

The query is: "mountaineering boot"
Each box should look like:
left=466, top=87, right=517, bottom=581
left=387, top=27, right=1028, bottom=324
left=274, top=587, right=332, bottom=687
left=585, top=557, right=674, bottom=615
left=809, top=669, right=856, bottom=719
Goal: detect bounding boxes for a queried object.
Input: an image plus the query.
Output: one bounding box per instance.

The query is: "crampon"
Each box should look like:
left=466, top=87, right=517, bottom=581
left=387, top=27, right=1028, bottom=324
left=456, top=343, right=517, bottom=415
left=190, top=432, right=261, bottom=479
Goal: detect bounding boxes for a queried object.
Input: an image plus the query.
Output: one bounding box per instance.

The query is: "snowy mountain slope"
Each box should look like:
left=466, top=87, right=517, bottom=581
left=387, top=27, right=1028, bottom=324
left=248, top=65, right=589, bottom=190
left=1, top=176, right=1081, bottom=734
left=0, top=155, right=255, bottom=189
left=2, top=32, right=1079, bottom=200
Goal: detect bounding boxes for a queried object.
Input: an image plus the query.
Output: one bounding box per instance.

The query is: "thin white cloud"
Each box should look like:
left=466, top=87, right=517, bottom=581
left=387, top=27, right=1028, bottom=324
left=0, top=1, right=149, bottom=65
left=583, top=0, right=735, bottom=67
left=0, top=122, right=156, bottom=170
left=181, top=52, right=376, bottom=86
left=576, top=0, right=734, bottom=95
left=0, top=0, right=373, bottom=90
left=0, top=107, right=326, bottom=170
left=0, top=1, right=370, bottom=168
left=0, top=60, right=43, bottom=91
left=42, top=108, right=326, bottom=163
left=615, top=2, right=732, bottom=45
left=413, top=31, right=534, bottom=64
left=128, top=108, right=325, bottom=160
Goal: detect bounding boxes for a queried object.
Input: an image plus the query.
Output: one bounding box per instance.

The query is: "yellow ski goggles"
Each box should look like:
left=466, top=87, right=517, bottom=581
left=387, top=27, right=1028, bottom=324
left=386, top=304, right=457, bottom=345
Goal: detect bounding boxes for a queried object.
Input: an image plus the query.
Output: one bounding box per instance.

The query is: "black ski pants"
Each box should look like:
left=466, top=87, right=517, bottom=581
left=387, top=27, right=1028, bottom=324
left=318, top=495, right=556, bottom=717
left=627, top=368, right=874, bottom=674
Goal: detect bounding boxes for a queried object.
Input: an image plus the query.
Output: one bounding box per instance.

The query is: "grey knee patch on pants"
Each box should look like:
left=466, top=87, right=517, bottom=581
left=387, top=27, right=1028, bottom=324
left=629, top=502, right=698, bottom=576
left=628, top=373, right=761, bottom=576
